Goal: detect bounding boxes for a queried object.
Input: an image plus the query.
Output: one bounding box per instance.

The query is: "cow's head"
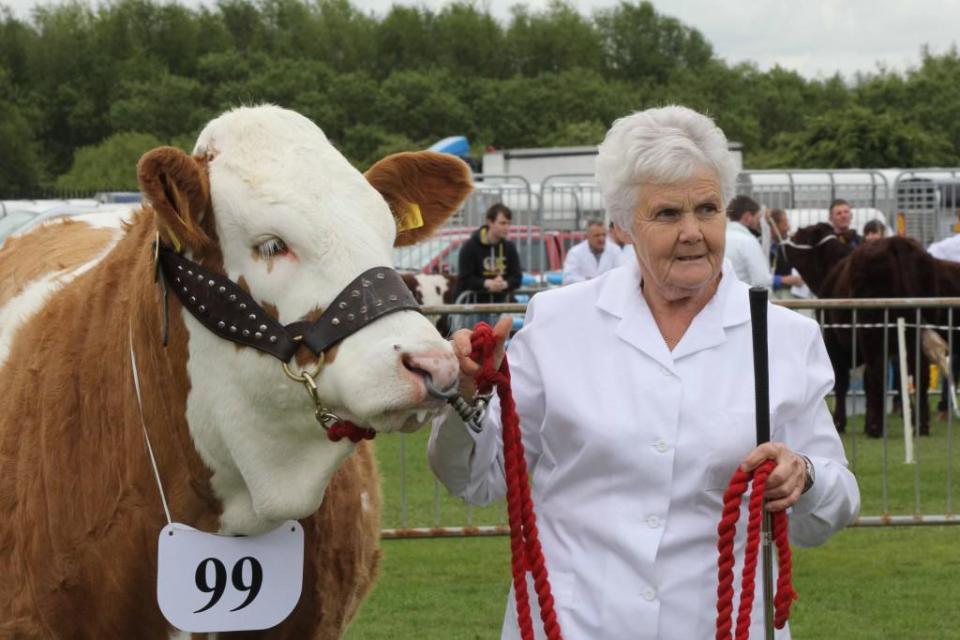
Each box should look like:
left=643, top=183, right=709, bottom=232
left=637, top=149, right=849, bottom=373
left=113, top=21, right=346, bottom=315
left=784, top=222, right=854, bottom=297
left=137, top=105, right=471, bottom=532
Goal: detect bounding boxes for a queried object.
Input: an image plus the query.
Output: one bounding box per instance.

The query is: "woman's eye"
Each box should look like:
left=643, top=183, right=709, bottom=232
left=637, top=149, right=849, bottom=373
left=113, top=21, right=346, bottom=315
left=256, top=237, right=288, bottom=259
left=697, top=203, right=720, bottom=215
left=656, top=208, right=680, bottom=220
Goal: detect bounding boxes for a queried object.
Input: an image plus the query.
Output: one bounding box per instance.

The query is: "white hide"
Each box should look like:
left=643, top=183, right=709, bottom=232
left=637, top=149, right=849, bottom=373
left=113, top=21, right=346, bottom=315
left=412, top=274, right=452, bottom=307
left=412, top=273, right=452, bottom=326
left=183, top=106, right=454, bottom=534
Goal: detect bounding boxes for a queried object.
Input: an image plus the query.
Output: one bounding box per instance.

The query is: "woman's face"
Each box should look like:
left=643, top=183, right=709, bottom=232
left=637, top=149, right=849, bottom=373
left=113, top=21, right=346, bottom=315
left=630, top=168, right=726, bottom=300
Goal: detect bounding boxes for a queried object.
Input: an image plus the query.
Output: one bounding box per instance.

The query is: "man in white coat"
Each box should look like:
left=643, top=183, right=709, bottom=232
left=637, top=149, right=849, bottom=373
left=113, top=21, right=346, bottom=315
left=725, top=195, right=801, bottom=290
left=562, top=219, right=623, bottom=284
left=429, top=106, right=858, bottom=640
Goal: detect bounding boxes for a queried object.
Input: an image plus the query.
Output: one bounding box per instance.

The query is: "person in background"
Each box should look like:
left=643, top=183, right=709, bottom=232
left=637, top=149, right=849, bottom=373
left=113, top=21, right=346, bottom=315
left=928, top=230, right=960, bottom=419
left=429, top=105, right=858, bottom=639
left=828, top=199, right=862, bottom=247
left=562, top=218, right=623, bottom=284
left=768, top=208, right=794, bottom=278
left=610, top=220, right=636, bottom=266
left=455, top=203, right=523, bottom=304
left=725, top=195, right=802, bottom=289
left=863, top=219, right=886, bottom=242
left=765, top=207, right=808, bottom=307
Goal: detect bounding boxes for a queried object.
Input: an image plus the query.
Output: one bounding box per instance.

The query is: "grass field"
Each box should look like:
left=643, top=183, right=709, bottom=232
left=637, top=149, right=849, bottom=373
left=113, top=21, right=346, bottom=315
left=348, top=407, right=960, bottom=638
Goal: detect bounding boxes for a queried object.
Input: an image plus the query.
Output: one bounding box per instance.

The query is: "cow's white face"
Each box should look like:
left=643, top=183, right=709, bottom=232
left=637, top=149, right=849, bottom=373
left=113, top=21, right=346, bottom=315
left=140, top=106, right=470, bottom=533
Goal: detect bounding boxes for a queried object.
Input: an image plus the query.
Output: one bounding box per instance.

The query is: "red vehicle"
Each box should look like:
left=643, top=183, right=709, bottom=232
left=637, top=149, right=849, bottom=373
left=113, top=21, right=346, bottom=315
left=393, top=225, right=585, bottom=278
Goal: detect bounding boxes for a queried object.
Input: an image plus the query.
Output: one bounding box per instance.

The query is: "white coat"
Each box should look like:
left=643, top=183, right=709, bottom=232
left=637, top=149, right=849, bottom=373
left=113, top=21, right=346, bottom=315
left=562, top=239, right=623, bottom=284
left=928, top=234, right=960, bottom=263
left=725, top=221, right=774, bottom=288
left=429, top=259, right=859, bottom=640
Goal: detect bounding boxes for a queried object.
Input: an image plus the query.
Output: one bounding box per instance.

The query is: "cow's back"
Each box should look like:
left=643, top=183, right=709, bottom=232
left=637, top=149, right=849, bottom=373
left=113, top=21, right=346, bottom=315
left=0, top=216, right=122, bottom=369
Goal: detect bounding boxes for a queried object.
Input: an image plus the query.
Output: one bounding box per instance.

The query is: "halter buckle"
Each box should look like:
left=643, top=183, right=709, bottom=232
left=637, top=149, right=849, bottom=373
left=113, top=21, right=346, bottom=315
left=281, top=358, right=343, bottom=431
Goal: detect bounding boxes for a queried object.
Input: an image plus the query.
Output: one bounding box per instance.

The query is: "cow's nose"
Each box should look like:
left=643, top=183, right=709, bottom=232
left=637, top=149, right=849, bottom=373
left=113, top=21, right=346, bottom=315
left=401, top=350, right=459, bottom=392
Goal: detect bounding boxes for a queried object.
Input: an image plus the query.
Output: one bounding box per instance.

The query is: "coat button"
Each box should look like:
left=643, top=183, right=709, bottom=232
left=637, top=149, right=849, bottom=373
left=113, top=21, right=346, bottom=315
left=642, top=587, right=657, bottom=601
left=659, top=367, right=671, bottom=376
left=654, top=439, right=668, bottom=453
left=647, top=515, right=661, bottom=528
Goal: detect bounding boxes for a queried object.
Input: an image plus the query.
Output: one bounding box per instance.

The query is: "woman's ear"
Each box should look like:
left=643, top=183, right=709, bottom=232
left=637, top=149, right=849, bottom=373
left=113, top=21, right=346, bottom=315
left=138, top=146, right=212, bottom=253
left=365, top=151, right=472, bottom=247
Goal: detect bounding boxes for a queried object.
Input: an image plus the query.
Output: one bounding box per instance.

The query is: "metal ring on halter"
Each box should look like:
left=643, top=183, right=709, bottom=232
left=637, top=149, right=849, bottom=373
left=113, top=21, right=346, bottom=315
left=423, top=373, right=461, bottom=400
left=281, top=354, right=325, bottom=383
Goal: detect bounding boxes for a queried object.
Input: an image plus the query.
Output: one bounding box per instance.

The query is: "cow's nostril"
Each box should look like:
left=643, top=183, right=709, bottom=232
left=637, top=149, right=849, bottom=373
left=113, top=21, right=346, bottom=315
left=401, top=353, right=426, bottom=376
left=401, top=351, right=459, bottom=392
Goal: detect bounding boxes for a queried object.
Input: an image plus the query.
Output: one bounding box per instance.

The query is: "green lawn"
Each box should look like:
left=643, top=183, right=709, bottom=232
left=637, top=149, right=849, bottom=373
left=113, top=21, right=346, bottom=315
left=350, top=407, right=960, bottom=638
left=345, top=527, right=960, bottom=639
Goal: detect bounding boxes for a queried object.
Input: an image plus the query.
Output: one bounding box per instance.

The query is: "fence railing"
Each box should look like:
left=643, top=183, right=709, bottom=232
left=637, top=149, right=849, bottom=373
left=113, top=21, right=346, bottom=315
left=383, top=297, right=960, bottom=537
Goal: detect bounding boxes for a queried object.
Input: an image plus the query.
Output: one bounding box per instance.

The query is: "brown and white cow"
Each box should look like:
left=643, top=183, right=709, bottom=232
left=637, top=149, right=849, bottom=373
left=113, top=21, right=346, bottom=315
left=401, top=272, right=458, bottom=336
left=0, top=106, right=471, bottom=638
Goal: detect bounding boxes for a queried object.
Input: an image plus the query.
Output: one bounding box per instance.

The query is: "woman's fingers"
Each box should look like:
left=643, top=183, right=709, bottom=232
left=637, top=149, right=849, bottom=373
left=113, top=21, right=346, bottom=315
left=741, top=442, right=806, bottom=512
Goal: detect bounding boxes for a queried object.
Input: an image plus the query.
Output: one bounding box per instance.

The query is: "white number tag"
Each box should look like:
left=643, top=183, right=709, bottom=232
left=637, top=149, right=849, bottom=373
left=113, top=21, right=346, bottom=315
left=157, top=520, right=304, bottom=632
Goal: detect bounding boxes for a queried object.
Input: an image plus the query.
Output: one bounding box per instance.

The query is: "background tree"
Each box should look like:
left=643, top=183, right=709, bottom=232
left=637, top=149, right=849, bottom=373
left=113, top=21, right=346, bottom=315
left=55, top=131, right=164, bottom=191
left=2, top=0, right=960, bottom=196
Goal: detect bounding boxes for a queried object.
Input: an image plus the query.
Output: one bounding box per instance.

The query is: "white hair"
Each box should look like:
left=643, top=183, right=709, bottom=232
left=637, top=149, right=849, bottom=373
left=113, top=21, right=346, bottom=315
left=595, top=105, right=738, bottom=232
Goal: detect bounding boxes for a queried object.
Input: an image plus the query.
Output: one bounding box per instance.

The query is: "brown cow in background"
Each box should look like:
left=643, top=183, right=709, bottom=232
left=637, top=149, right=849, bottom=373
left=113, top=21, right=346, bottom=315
left=787, top=223, right=960, bottom=437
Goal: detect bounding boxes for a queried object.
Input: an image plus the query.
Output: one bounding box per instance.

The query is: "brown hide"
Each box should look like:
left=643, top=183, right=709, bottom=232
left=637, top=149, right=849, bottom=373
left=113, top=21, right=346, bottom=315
left=0, top=219, right=117, bottom=308
left=0, top=215, right=380, bottom=638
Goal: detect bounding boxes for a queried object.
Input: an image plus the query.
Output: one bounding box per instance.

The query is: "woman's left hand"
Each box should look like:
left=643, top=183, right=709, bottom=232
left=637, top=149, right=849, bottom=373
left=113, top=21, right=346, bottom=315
left=740, top=443, right=808, bottom=512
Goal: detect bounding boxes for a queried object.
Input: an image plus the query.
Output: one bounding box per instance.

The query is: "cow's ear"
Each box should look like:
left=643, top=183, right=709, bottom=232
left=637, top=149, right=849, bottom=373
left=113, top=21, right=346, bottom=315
left=365, top=151, right=472, bottom=247
left=138, top=146, right=212, bottom=253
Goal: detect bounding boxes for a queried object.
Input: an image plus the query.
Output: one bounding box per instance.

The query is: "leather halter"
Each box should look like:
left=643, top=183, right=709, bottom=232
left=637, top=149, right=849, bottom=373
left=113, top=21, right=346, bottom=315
left=780, top=234, right=837, bottom=251
left=156, top=245, right=419, bottom=361
left=154, top=242, right=422, bottom=441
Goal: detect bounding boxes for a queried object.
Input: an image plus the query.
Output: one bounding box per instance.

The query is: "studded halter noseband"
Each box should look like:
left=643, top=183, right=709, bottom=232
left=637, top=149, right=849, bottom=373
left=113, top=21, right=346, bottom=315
left=154, top=241, right=420, bottom=439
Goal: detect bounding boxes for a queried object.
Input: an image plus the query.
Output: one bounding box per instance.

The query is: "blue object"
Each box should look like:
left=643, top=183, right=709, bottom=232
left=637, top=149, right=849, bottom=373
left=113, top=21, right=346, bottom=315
left=521, top=273, right=537, bottom=287
left=546, top=272, right=563, bottom=286
left=428, top=136, right=470, bottom=158
left=97, top=191, right=142, bottom=204
left=512, top=315, right=524, bottom=331
left=514, top=294, right=530, bottom=304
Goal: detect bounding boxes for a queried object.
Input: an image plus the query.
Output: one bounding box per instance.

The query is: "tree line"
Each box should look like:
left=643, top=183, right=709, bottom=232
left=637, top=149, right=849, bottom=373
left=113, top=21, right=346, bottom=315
left=1, top=0, right=959, bottom=196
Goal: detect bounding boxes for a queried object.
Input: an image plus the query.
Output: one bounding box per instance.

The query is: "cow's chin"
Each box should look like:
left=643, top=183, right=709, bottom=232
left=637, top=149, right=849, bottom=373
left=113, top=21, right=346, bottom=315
left=344, top=402, right=446, bottom=435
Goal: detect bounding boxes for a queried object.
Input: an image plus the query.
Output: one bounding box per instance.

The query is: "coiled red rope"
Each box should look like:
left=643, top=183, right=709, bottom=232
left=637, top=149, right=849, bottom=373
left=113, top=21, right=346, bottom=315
left=471, top=322, right=563, bottom=640
left=715, top=460, right=797, bottom=640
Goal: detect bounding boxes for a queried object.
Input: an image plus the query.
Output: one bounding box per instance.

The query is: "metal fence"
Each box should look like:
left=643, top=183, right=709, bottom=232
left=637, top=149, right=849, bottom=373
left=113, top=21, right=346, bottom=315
left=382, top=297, right=960, bottom=538
left=402, top=168, right=960, bottom=282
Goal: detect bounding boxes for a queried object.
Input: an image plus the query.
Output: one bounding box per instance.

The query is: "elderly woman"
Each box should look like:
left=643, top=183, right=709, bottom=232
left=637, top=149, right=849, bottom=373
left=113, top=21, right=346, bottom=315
left=428, top=106, right=859, bottom=639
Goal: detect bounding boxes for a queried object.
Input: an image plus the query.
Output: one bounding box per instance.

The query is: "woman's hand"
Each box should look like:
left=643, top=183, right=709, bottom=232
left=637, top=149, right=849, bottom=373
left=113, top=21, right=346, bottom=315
left=741, top=442, right=809, bottom=512
left=450, top=315, right=513, bottom=400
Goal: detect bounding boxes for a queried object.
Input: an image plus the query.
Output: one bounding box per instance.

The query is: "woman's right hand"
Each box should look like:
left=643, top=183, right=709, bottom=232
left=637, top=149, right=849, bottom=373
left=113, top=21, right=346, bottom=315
left=451, top=315, right=513, bottom=400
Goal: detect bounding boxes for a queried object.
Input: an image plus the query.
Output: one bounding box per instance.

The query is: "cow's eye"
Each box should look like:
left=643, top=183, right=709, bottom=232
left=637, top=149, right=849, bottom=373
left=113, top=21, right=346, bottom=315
left=256, top=237, right=289, bottom=259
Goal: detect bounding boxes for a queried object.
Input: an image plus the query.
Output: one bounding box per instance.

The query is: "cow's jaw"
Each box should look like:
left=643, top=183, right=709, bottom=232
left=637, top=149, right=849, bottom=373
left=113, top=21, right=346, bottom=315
left=183, top=312, right=453, bottom=535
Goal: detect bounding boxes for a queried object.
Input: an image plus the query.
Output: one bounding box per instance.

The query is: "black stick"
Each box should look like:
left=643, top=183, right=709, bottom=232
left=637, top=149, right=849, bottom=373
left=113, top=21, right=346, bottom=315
left=749, top=286, right=775, bottom=640
left=750, top=287, right=771, bottom=445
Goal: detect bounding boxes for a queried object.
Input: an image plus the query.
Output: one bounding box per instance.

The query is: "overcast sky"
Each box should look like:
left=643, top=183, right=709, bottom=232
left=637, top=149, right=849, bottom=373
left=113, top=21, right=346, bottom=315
left=3, top=0, right=958, bottom=80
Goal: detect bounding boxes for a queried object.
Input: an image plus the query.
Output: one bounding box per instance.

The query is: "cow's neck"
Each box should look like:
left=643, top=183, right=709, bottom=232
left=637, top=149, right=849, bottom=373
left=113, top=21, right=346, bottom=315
left=117, top=213, right=226, bottom=531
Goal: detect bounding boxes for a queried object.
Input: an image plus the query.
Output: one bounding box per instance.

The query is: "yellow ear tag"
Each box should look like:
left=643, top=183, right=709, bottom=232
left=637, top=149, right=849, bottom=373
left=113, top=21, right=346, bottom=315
left=168, top=230, right=183, bottom=253
left=397, top=202, right=424, bottom=232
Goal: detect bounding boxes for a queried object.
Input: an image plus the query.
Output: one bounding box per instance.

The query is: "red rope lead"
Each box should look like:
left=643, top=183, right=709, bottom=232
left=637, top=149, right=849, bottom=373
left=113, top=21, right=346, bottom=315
left=326, top=421, right=376, bottom=442
left=471, top=323, right=563, bottom=640
left=715, top=460, right=797, bottom=640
